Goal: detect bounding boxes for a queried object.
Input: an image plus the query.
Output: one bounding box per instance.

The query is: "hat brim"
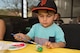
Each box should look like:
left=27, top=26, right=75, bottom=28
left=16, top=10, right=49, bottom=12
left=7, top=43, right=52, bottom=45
left=32, top=7, right=56, bottom=13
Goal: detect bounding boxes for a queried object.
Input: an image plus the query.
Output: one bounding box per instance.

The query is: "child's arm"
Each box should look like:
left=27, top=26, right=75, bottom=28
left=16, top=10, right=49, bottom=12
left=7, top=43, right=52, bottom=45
left=13, top=33, right=31, bottom=42
left=0, top=19, right=6, bottom=40
left=43, top=41, right=66, bottom=49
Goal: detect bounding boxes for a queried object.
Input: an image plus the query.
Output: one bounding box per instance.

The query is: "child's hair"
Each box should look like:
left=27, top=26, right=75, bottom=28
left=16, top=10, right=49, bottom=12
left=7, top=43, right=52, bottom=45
left=46, top=10, right=56, bottom=14
left=57, top=13, right=61, bottom=17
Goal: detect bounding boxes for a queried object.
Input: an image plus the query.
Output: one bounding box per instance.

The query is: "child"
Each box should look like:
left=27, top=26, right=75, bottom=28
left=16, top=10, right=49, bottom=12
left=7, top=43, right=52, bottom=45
left=14, top=0, right=66, bottom=49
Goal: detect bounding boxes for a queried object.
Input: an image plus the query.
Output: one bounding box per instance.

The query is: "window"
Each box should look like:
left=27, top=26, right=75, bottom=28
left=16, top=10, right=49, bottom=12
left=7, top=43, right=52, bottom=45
left=55, top=0, right=71, bottom=17
left=73, top=0, right=80, bottom=17
left=27, top=0, right=40, bottom=17
left=0, top=0, right=22, bottom=17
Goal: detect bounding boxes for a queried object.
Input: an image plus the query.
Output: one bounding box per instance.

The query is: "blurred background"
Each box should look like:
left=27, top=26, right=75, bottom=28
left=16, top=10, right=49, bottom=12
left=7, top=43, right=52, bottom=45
left=0, top=0, right=80, bottom=24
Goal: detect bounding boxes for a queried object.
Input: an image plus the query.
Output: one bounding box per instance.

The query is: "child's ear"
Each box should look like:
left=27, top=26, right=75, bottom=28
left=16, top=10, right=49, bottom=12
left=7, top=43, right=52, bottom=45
left=54, top=14, right=57, bottom=20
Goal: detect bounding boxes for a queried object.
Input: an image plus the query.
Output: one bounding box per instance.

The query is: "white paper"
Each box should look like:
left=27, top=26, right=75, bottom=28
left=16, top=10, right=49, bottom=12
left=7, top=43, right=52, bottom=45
left=0, top=42, right=10, bottom=50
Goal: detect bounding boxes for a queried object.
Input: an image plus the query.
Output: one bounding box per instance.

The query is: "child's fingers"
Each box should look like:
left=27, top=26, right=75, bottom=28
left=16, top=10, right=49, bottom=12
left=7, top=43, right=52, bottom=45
left=47, top=42, right=53, bottom=48
left=44, top=41, right=54, bottom=49
left=49, top=44, right=54, bottom=48
left=47, top=42, right=51, bottom=46
left=14, top=35, right=22, bottom=41
left=14, top=33, right=24, bottom=41
left=43, top=42, right=50, bottom=47
left=43, top=41, right=49, bottom=46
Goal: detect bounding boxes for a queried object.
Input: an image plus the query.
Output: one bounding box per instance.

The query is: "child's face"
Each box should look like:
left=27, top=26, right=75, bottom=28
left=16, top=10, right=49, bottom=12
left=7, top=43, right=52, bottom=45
left=37, top=10, right=57, bottom=28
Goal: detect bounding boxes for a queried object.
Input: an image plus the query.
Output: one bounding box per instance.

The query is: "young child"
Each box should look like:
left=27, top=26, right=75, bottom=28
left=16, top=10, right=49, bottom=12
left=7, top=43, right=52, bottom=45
left=14, top=0, right=66, bottom=49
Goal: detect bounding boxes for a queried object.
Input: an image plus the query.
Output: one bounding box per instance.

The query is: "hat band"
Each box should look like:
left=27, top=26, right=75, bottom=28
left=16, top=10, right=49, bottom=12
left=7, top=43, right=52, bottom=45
left=32, top=7, right=56, bottom=12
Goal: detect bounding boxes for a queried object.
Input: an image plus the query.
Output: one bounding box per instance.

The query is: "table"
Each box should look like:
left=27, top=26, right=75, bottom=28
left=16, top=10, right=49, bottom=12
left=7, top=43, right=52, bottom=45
left=0, top=41, right=80, bottom=53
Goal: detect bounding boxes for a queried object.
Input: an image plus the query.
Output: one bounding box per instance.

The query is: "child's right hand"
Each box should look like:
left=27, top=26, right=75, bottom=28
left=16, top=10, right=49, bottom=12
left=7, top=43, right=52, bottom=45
left=14, top=33, right=26, bottom=41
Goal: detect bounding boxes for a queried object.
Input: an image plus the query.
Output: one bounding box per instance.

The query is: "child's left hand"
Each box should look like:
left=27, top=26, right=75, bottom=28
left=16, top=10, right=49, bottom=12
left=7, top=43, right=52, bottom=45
left=43, top=41, right=56, bottom=49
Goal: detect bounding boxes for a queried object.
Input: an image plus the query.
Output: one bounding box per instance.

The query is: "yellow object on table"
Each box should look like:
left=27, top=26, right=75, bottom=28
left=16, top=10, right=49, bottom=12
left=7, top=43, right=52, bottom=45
left=0, top=41, right=80, bottom=53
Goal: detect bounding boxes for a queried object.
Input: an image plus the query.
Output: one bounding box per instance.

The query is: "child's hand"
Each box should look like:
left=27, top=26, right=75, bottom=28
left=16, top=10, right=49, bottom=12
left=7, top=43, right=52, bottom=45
left=43, top=41, right=53, bottom=49
left=14, top=33, right=26, bottom=41
left=44, top=41, right=66, bottom=49
left=43, top=41, right=56, bottom=49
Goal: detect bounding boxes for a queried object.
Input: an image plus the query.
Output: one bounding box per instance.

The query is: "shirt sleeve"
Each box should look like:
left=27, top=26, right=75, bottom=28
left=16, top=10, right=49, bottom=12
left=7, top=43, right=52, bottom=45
left=27, top=25, right=36, bottom=39
left=55, top=26, right=65, bottom=42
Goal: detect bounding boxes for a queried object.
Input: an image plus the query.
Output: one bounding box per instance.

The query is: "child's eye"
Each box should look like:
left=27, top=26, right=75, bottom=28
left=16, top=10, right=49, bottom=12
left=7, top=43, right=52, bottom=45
left=39, top=15, right=44, bottom=17
left=47, top=15, right=52, bottom=17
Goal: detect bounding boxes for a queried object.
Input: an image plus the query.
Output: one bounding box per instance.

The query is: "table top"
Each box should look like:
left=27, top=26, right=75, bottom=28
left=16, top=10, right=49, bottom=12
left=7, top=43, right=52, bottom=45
left=0, top=41, right=80, bottom=53
left=9, top=44, right=80, bottom=53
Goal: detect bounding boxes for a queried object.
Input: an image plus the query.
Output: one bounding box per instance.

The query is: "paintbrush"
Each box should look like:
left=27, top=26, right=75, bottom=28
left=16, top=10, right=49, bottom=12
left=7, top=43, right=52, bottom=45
left=11, top=33, right=37, bottom=45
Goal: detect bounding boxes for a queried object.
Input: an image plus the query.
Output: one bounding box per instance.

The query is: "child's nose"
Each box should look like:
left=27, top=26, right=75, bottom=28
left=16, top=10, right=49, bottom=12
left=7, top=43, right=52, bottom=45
left=43, top=17, right=47, bottom=21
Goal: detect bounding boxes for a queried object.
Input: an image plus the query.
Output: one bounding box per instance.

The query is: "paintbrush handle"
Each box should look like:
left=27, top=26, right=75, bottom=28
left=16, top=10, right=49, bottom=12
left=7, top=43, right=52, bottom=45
left=27, top=40, right=37, bottom=45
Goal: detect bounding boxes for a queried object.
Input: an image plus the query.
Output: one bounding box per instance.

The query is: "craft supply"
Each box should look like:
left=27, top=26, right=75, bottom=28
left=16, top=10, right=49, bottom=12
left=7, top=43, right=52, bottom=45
left=11, top=33, right=37, bottom=44
left=36, top=45, right=43, bottom=52
left=11, top=33, right=43, bottom=52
